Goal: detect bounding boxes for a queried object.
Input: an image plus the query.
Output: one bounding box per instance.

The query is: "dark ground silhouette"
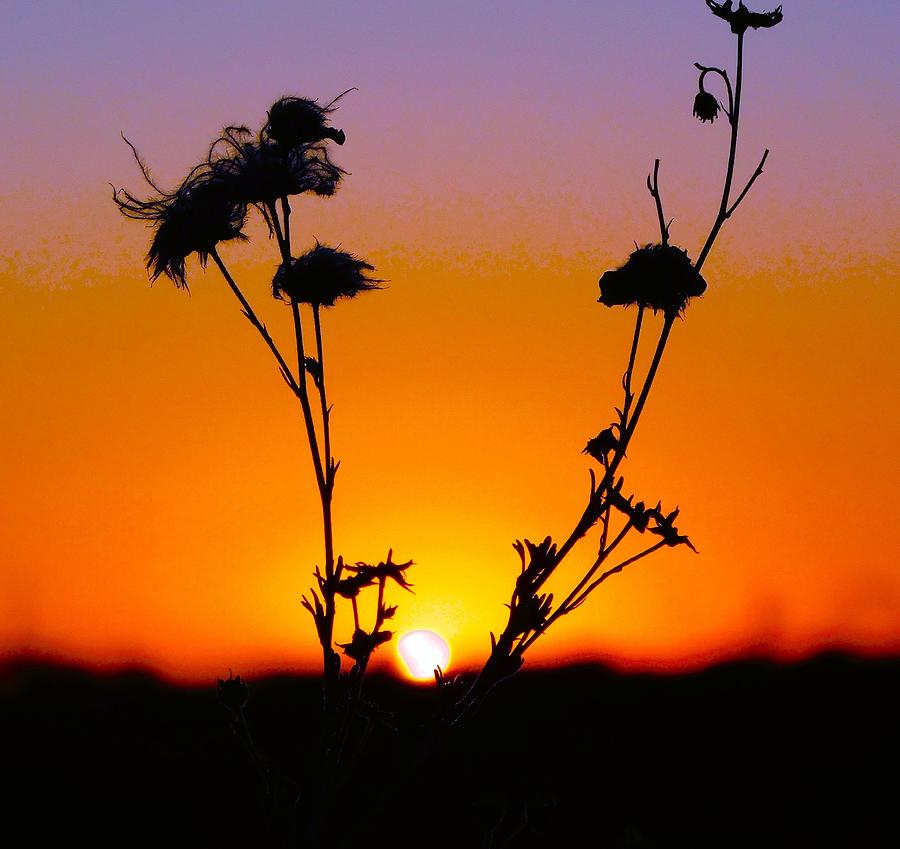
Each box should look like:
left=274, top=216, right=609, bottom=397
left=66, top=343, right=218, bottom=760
left=4, top=652, right=898, bottom=847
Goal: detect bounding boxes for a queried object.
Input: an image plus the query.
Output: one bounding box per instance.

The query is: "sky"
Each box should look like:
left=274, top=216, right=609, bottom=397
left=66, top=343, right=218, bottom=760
left=1, top=1, right=898, bottom=682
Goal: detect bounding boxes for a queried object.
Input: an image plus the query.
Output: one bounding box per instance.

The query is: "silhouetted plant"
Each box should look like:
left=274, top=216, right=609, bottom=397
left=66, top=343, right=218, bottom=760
left=114, top=90, right=412, bottom=841
left=113, top=2, right=783, bottom=844
left=444, top=0, right=783, bottom=725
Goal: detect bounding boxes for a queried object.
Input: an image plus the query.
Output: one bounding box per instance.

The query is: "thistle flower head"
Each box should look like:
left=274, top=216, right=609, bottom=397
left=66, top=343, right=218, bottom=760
left=693, top=90, right=721, bottom=123
left=597, top=243, right=707, bottom=316
left=272, top=243, right=382, bottom=307
left=113, top=142, right=248, bottom=289
left=264, top=91, right=351, bottom=150
left=210, top=126, right=343, bottom=206
left=705, top=1, right=783, bottom=35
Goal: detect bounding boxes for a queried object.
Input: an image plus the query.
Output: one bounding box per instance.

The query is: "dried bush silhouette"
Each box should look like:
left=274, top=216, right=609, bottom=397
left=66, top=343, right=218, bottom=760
left=113, top=2, right=782, bottom=844
left=445, top=0, right=783, bottom=724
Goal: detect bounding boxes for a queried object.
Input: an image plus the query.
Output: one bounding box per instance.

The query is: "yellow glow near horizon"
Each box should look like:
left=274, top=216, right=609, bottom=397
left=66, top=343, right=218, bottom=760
left=398, top=630, right=451, bottom=680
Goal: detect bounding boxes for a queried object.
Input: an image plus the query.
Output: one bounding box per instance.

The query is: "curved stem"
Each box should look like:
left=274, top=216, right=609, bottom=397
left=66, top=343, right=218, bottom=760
left=695, top=31, right=744, bottom=272
left=695, top=63, right=734, bottom=118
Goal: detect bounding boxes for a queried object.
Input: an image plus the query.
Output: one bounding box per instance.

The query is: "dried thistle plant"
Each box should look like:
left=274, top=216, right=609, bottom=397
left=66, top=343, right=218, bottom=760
left=114, top=89, right=413, bottom=833
left=113, top=1, right=783, bottom=843
left=444, top=0, right=783, bottom=724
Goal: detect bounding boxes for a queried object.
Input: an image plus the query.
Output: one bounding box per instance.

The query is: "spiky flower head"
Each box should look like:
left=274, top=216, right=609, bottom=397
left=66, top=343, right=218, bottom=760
left=705, top=1, right=783, bottom=35
left=693, top=90, right=721, bottom=123
left=113, top=144, right=248, bottom=289
left=597, top=244, right=707, bottom=315
left=265, top=91, right=352, bottom=150
left=210, top=126, right=343, bottom=207
left=272, top=244, right=382, bottom=307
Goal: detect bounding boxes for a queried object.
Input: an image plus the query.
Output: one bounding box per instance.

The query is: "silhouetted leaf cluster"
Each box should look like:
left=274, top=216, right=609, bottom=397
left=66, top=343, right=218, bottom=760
left=507, top=537, right=558, bottom=637
left=608, top=485, right=697, bottom=551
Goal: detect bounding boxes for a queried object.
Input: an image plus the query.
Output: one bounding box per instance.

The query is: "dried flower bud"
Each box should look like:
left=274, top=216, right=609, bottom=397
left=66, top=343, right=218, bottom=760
left=583, top=428, right=618, bottom=461
left=598, top=243, right=707, bottom=315
left=272, top=243, right=382, bottom=307
left=217, top=671, right=249, bottom=712
left=693, top=90, right=721, bottom=123
left=265, top=95, right=347, bottom=150
left=338, top=628, right=393, bottom=662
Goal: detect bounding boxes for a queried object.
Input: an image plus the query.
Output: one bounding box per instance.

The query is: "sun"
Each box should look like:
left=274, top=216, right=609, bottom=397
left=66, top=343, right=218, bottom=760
left=397, top=630, right=451, bottom=680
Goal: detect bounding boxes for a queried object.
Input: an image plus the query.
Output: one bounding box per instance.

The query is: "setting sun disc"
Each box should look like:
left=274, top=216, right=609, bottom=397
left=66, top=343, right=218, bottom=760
left=398, top=630, right=451, bottom=680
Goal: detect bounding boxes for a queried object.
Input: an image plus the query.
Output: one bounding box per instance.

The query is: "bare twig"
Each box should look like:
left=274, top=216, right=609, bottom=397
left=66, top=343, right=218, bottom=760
left=726, top=149, right=770, bottom=218
left=647, top=159, right=669, bottom=245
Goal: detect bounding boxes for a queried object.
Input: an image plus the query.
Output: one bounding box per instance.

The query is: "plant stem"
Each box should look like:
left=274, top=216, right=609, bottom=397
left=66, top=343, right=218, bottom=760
left=623, top=306, right=645, bottom=414
left=209, top=249, right=298, bottom=392
left=648, top=159, right=668, bottom=246
left=280, top=196, right=292, bottom=256
left=537, top=312, right=675, bottom=586
left=518, top=520, right=634, bottom=653
left=269, top=196, right=340, bottom=697
left=289, top=301, right=327, bottom=494
left=313, top=306, right=334, bottom=490
left=310, top=305, right=337, bottom=700
left=569, top=540, right=667, bottom=608
left=695, top=31, right=744, bottom=272
left=620, top=312, right=674, bottom=448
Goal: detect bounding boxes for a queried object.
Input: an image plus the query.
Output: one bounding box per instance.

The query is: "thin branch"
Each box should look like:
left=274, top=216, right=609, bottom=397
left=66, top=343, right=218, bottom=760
left=289, top=302, right=327, bottom=498
left=313, top=305, right=334, bottom=488
left=518, top=520, right=635, bottom=654
left=725, top=149, right=769, bottom=218
left=568, top=541, right=667, bottom=610
left=532, top=312, right=675, bottom=593
left=623, top=306, right=645, bottom=416
left=620, top=312, right=674, bottom=447
left=646, top=159, right=669, bottom=245
left=555, top=520, right=633, bottom=617
left=208, top=249, right=298, bottom=393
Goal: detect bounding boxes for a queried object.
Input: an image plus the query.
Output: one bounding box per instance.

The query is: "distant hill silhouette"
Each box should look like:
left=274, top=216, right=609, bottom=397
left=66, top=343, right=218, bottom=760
left=4, top=653, right=898, bottom=848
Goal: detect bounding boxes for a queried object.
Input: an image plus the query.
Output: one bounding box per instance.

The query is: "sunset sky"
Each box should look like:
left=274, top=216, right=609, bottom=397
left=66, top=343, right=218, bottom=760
left=1, top=1, right=897, bottom=682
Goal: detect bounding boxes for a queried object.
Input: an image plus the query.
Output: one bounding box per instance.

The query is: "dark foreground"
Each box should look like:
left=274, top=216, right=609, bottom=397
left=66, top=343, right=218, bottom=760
left=3, top=653, right=898, bottom=848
